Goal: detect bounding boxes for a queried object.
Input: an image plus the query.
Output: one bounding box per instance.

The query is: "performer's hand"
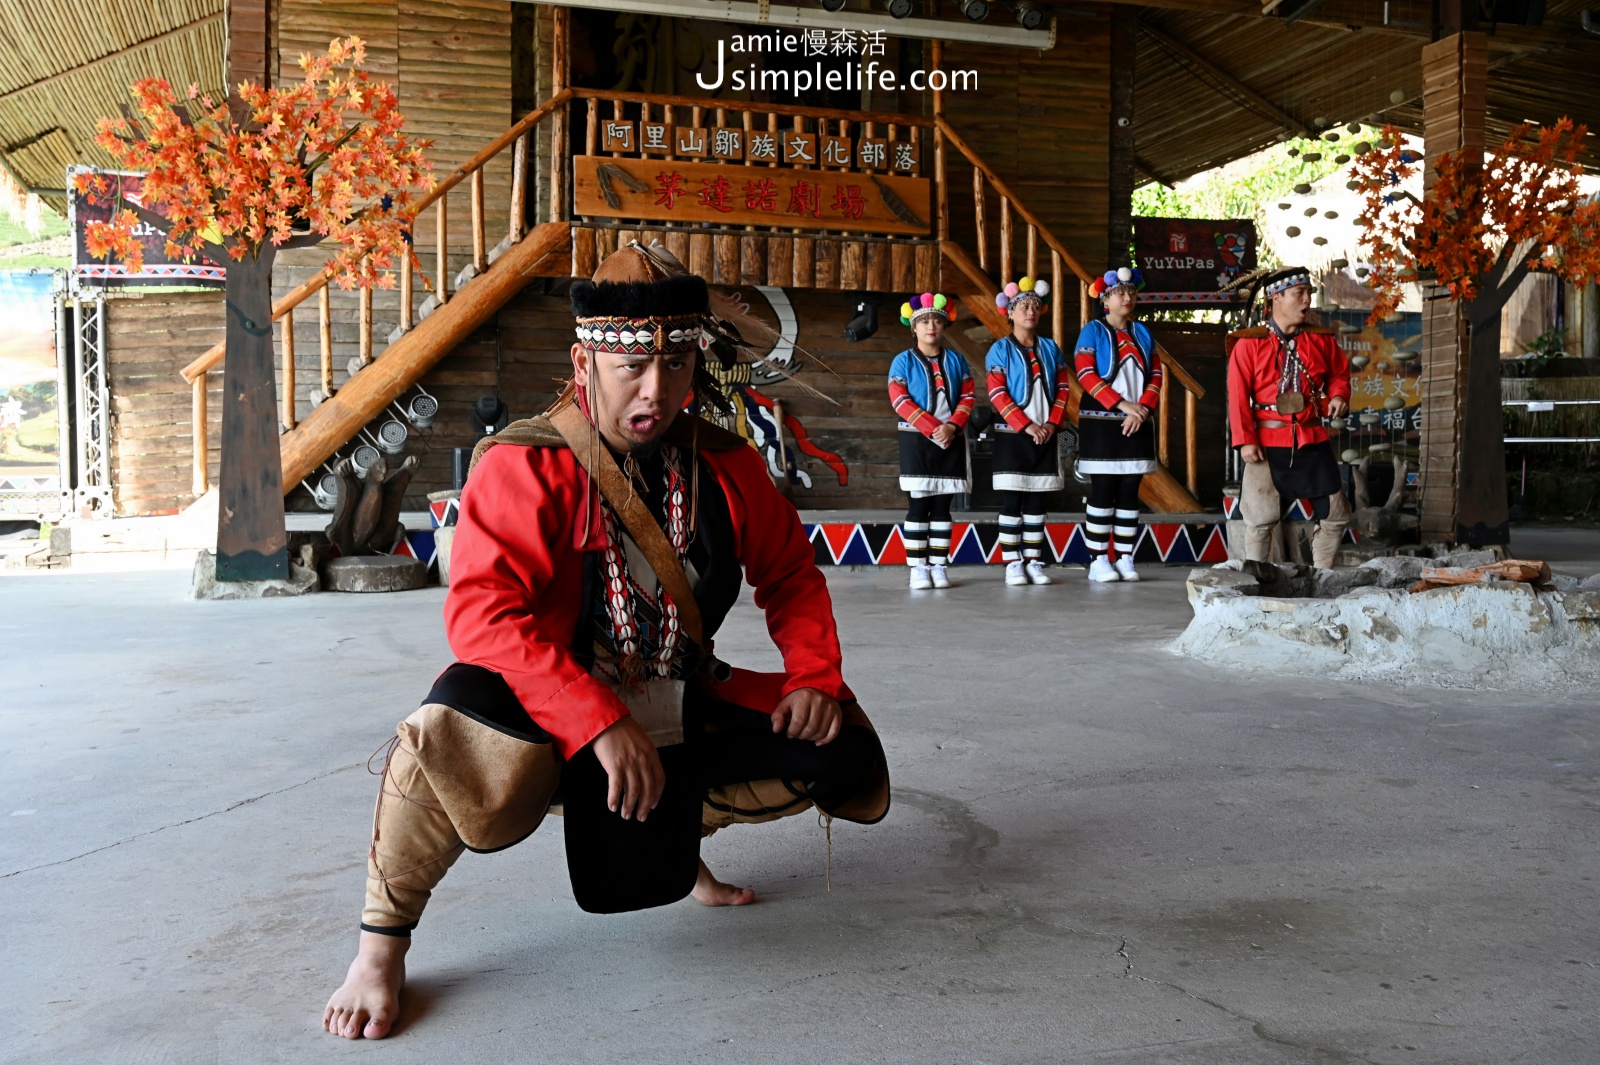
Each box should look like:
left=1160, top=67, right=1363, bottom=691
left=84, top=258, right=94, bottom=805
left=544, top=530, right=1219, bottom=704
left=1119, top=401, right=1149, bottom=436
left=772, top=688, right=843, bottom=746
left=1327, top=396, right=1349, bottom=418
left=1026, top=423, right=1054, bottom=445
left=931, top=423, right=957, bottom=449
left=592, top=717, right=665, bottom=821
left=1240, top=444, right=1265, bottom=464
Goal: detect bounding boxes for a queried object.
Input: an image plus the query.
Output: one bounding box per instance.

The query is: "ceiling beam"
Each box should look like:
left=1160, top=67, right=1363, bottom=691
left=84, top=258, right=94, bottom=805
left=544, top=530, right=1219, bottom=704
left=1139, top=21, right=1318, bottom=138
left=0, top=13, right=223, bottom=105
left=1134, top=154, right=1178, bottom=188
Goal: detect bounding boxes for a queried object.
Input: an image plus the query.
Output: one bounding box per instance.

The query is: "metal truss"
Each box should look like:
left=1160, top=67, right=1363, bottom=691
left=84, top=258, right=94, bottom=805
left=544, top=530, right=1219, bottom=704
left=72, top=296, right=111, bottom=515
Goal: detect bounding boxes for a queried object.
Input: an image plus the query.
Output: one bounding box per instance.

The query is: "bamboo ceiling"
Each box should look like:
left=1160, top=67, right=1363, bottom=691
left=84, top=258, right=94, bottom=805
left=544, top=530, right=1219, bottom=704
left=0, top=0, right=224, bottom=213
left=1131, top=0, right=1600, bottom=187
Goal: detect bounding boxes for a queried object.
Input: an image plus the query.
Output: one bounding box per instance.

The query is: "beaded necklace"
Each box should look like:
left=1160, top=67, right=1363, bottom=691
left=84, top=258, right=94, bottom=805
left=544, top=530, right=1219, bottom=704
left=596, top=445, right=691, bottom=685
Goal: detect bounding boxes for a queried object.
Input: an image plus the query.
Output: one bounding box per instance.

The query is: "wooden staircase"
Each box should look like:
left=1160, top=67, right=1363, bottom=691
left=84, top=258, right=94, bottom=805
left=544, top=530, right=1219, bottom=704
left=176, top=83, right=1208, bottom=513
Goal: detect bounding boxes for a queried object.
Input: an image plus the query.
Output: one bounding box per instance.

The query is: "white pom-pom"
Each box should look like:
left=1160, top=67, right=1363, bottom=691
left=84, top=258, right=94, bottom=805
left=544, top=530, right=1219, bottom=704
left=1034, top=280, right=1050, bottom=298
left=1117, top=267, right=1133, bottom=282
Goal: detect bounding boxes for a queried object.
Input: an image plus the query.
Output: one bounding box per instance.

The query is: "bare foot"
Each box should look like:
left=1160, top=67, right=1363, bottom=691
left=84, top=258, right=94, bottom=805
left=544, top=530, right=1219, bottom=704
left=323, top=931, right=409, bottom=1039
left=692, top=858, right=757, bottom=906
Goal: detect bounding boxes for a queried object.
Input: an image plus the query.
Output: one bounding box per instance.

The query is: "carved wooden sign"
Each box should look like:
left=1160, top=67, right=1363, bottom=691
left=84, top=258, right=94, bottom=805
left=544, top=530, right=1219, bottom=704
left=574, top=157, right=930, bottom=235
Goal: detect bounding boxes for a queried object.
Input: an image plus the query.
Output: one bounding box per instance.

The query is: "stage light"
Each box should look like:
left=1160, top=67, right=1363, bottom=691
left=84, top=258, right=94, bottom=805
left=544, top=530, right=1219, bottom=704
left=844, top=300, right=878, bottom=342
left=1013, top=0, right=1047, bottom=28
left=376, top=419, right=410, bottom=455
left=310, top=472, right=339, bottom=511
left=351, top=443, right=381, bottom=476
left=959, top=0, right=989, bottom=18
left=886, top=0, right=916, bottom=18
left=820, top=0, right=848, bottom=10
left=404, top=392, right=439, bottom=429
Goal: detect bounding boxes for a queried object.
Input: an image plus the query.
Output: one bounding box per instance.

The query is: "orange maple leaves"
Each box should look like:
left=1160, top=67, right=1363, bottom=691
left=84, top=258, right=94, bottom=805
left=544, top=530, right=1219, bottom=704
left=1351, top=119, right=1600, bottom=323
left=73, top=37, right=434, bottom=289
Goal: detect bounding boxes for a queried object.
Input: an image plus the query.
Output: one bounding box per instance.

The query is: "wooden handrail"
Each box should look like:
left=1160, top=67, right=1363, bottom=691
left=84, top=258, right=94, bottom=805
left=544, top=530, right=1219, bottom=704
left=935, top=117, right=1093, bottom=285
left=178, top=88, right=573, bottom=385
left=569, top=87, right=934, bottom=130
left=1155, top=342, right=1206, bottom=399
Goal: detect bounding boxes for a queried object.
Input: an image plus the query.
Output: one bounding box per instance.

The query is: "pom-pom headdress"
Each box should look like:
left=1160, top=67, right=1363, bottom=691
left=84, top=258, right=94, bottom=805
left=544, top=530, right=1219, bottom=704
left=1088, top=266, right=1145, bottom=300
left=994, top=276, right=1051, bottom=313
left=899, top=291, right=956, bottom=327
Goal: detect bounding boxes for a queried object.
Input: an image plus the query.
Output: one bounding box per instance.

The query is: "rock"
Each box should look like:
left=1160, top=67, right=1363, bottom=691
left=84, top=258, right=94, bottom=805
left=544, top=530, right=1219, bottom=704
left=192, top=548, right=319, bottom=600
left=1579, top=573, right=1600, bottom=592
left=1314, top=566, right=1384, bottom=598
left=1436, top=548, right=1497, bottom=568
left=1563, top=591, right=1600, bottom=621
left=1358, top=555, right=1430, bottom=587
left=49, top=525, right=72, bottom=557
left=1548, top=574, right=1580, bottom=592
left=321, top=554, right=429, bottom=593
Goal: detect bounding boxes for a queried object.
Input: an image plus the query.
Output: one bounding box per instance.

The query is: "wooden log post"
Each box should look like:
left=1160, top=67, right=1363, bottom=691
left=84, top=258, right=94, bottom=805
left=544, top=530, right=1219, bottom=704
left=1185, top=388, right=1198, bottom=496
left=436, top=196, right=449, bottom=304
left=999, top=197, right=1012, bottom=283
left=550, top=6, right=569, bottom=224
left=318, top=285, right=333, bottom=396
left=471, top=168, right=487, bottom=272
left=399, top=254, right=413, bottom=333
left=281, top=309, right=296, bottom=429
left=1051, top=249, right=1064, bottom=341
left=192, top=374, right=208, bottom=495
left=973, top=168, right=987, bottom=272
left=1158, top=367, right=1171, bottom=467
left=358, top=281, right=373, bottom=365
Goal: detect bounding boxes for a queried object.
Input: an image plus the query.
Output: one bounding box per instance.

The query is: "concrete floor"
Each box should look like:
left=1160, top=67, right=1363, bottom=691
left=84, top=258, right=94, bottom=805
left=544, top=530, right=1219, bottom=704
left=2, top=537, right=1597, bottom=1064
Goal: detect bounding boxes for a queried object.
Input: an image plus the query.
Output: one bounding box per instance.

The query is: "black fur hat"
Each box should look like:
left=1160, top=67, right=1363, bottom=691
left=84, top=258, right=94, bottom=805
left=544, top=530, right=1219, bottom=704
left=569, top=273, right=709, bottom=319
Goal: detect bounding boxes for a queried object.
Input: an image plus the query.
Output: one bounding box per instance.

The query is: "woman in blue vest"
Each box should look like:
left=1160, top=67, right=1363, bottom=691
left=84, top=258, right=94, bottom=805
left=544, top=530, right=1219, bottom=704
left=888, top=293, right=975, bottom=591
left=1073, top=267, right=1163, bottom=583
left=986, top=277, right=1070, bottom=586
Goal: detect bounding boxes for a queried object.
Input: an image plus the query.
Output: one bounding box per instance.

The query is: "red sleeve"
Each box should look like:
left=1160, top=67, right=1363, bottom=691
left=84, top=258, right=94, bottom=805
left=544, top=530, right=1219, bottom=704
left=987, top=368, right=1031, bottom=432
left=1074, top=345, right=1124, bottom=409
left=888, top=377, right=941, bottom=437
left=710, top=445, right=846, bottom=703
left=949, top=372, right=975, bottom=430
left=1049, top=361, right=1072, bottom=428
left=443, top=445, right=629, bottom=759
left=1139, top=345, right=1163, bottom=410
left=1228, top=341, right=1258, bottom=448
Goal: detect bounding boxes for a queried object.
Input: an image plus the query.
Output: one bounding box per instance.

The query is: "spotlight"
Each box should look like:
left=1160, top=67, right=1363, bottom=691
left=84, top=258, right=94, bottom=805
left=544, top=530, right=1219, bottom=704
left=821, top=0, right=848, bottom=9
left=1013, top=0, right=1048, bottom=28
left=471, top=395, right=509, bottom=437
left=886, top=0, right=916, bottom=18
left=959, top=0, right=989, bottom=18
left=404, top=392, right=439, bottom=429
left=844, top=300, right=878, bottom=342
left=310, top=472, right=339, bottom=511
left=351, top=443, right=381, bottom=476
left=376, top=419, right=410, bottom=455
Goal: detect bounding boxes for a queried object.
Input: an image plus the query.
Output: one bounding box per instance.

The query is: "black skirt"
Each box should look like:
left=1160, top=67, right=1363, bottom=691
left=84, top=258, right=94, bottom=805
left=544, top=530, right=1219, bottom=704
left=991, top=429, right=1063, bottom=492
left=898, top=428, right=969, bottom=496
left=1077, top=412, right=1158, bottom=476
left=1263, top=442, right=1342, bottom=501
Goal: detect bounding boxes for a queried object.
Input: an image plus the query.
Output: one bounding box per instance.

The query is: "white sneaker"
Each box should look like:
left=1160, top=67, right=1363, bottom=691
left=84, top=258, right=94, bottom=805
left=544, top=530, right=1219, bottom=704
left=929, top=564, right=952, bottom=589
left=1005, top=560, right=1029, bottom=586
left=1087, top=556, right=1121, bottom=582
left=1025, top=560, right=1053, bottom=585
left=1113, top=557, right=1141, bottom=582
left=909, top=565, right=932, bottom=590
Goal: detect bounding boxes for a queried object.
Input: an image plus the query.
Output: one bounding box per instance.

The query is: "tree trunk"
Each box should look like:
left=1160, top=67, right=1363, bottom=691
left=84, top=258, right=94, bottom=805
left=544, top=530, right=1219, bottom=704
left=1455, top=293, right=1510, bottom=547
left=215, top=247, right=289, bottom=580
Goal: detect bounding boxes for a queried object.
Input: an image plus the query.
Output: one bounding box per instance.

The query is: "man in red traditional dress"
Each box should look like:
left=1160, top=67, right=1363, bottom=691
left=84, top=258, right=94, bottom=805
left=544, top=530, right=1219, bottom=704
left=322, top=243, right=888, bottom=1040
left=1227, top=267, right=1352, bottom=569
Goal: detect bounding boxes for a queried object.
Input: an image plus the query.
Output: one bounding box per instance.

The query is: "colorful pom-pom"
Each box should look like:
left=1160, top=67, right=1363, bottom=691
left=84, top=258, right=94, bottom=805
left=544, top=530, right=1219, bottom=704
left=948, top=304, right=957, bottom=320
left=933, top=293, right=947, bottom=310
left=1019, top=276, right=1034, bottom=292
left=1117, top=266, right=1133, bottom=283
left=920, top=292, right=935, bottom=308
left=1034, top=280, right=1050, bottom=298
left=900, top=302, right=913, bottom=319
left=1003, top=282, right=1020, bottom=298
left=995, top=293, right=1009, bottom=309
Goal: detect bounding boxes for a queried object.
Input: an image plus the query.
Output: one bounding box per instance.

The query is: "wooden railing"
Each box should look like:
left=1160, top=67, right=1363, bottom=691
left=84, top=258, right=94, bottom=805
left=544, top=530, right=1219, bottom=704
left=178, top=87, right=571, bottom=495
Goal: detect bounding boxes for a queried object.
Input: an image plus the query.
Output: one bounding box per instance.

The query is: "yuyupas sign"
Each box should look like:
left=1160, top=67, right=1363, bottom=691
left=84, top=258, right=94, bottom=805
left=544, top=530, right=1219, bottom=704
left=1133, top=217, right=1256, bottom=304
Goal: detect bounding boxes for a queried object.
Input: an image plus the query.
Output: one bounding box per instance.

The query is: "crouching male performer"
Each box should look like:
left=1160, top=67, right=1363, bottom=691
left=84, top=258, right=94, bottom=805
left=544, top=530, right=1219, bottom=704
left=1227, top=267, right=1352, bottom=569
left=322, top=242, right=888, bottom=1040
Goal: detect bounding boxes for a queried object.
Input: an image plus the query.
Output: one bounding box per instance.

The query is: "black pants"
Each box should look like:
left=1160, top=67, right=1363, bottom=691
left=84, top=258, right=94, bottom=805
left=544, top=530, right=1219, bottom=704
left=904, top=493, right=955, bottom=565
left=997, top=490, right=1049, bottom=563
left=697, top=700, right=879, bottom=810
left=1084, top=474, right=1142, bottom=558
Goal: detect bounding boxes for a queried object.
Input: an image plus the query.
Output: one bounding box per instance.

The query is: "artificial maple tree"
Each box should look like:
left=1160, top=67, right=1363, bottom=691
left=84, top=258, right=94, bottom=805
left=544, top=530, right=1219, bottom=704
left=1352, top=119, right=1600, bottom=324
left=74, top=37, right=433, bottom=581
left=1352, top=119, right=1600, bottom=546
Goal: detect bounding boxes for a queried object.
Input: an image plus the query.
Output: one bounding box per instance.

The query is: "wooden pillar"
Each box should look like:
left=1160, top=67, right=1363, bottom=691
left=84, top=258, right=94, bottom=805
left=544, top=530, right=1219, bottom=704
left=1107, top=7, right=1137, bottom=265
left=1417, top=30, right=1493, bottom=545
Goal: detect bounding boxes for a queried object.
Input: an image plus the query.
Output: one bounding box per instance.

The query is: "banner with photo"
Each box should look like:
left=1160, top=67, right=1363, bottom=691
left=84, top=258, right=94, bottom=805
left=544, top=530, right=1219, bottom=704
left=1133, top=217, right=1256, bottom=305
left=68, top=167, right=226, bottom=290
left=0, top=271, right=64, bottom=512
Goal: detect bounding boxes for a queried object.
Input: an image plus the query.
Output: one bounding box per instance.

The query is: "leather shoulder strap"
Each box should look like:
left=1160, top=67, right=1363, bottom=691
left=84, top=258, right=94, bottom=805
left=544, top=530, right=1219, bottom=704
left=548, top=402, right=704, bottom=647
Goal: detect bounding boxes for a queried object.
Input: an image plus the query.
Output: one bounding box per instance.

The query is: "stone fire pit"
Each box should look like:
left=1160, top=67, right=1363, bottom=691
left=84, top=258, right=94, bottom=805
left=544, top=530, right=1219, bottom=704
left=1175, top=551, right=1600, bottom=690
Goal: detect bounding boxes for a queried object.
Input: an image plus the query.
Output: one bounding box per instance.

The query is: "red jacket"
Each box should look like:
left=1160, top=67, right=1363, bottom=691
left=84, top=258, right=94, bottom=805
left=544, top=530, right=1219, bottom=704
left=443, top=428, right=846, bottom=759
left=1227, top=325, right=1349, bottom=449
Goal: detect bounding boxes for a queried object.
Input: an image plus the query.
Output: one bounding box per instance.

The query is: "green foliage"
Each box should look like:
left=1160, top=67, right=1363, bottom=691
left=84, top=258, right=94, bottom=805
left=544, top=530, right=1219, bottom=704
left=1133, top=130, right=1381, bottom=270
left=0, top=211, right=68, bottom=248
